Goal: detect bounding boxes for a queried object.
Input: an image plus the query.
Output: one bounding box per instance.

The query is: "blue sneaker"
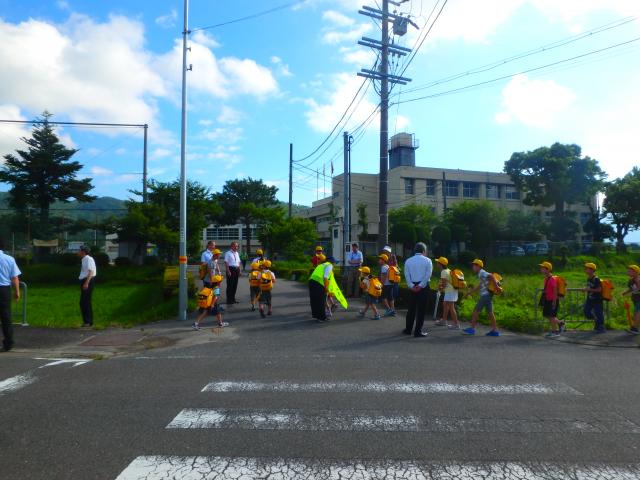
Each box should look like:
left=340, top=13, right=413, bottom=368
left=486, top=330, right=500, bottom=337
left=462, top=327, right=476, bottom=335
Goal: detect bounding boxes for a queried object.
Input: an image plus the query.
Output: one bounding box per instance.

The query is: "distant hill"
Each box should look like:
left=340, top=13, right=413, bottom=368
left=0, top=192, right=126, bottom=221
left=278, top=201, right=310, bottom=216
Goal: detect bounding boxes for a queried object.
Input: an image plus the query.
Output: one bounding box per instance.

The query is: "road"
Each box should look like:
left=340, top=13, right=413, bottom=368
left=1, top=278, right=639, bottom=479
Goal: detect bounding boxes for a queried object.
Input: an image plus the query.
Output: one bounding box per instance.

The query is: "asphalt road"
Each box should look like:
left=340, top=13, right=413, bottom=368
left=1, top=278, right=639, bottom=479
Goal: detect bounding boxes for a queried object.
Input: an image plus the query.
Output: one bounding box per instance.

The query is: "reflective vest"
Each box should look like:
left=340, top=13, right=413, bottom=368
left=310, top=262, right=333, bottom=285
left=310, top=263, right=348, bottom=310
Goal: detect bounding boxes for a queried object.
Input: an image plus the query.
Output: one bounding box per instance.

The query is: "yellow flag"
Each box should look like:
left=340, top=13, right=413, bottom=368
left=328, top=274, right=348, bottom=310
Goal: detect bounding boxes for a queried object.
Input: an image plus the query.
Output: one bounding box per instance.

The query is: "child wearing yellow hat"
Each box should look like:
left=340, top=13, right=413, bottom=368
left=358, top=266, right=381, bottom=320
left=583, top=262, right=605, bottom=333
left=435, top=257, right=460, bottom=330
left=539, top=261, right=561, bottom=337
left=463, top=259, right=501, bottom=336
left=622, top=265, right=640, bottom=335
left=193, top=274, right=227, bottom=330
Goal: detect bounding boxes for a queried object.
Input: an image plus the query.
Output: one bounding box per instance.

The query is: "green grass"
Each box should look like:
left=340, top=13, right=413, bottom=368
left=21, top=281, right=181, bottom=329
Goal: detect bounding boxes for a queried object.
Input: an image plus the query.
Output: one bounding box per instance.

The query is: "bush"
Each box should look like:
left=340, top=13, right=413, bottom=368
left=143, top=256, right=161, bottom=266
left=57, top=253, right=79, bottom=266
left=115, top=256, right=133, bottom=267
left=457, top=250, right=478, bottom=266
left=94, top=252, right=111, bottom=267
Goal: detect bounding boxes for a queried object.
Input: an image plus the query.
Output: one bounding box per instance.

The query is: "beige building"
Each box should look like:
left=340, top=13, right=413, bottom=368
left=300, top=133, right=594, bottom=260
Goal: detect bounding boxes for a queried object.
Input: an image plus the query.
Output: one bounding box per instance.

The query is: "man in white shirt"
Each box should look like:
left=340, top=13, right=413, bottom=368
left=0, top=239, right=21, bottom=351
left=403, top=242, right=433, bottom=337
left=78, top=245, right=97, bottom=327
left=345, top=243, right=363, bottom=298
left=225, top=241, right=242, bottom=304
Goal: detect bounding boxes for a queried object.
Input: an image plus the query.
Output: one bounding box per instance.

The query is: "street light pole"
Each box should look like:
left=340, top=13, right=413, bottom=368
left=178, top=0, right=190, bottom=321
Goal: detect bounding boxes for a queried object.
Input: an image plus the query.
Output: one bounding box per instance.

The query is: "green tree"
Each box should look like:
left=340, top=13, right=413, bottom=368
left=431, top=224, right=452, bottom=257
left=504, top=143, right=606, bottom=218
left=389, top=204, right=438, bottom=252
left=0, top=112, right=95, bottom=237
left=583, top=208, right=615, bottom=244
left=215, top=178, right=279, bottom=253
left=498, top=210, right=544, bottom=242
left=603, top=167, right=640, bottom=252
left=444, top=201, right=506, bottom=256
left=258, top=212, right=318, bottom=261
left=356, top=202, right=369, bottom=241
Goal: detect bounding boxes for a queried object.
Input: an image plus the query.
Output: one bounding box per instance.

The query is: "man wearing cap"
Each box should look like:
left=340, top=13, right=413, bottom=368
left=539, top=261, right=561, bottom=337
left=583, top=262, right=605, bottom=333
left=622, top=265, right=640, bottom=334
left=345, top=243, right=363, bottom=298
left=0, top=239, right=21, bottom=351
left=463, top=259, right=501, bottom=336
left=311, top=246, right=324, bottom=267
left=78, top=245, right=97, bottom=327
left=403, top=242, right=432, bottom=337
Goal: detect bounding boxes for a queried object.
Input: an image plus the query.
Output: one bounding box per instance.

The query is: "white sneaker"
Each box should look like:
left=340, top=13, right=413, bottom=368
left=217, top=322, right=229, bottom=327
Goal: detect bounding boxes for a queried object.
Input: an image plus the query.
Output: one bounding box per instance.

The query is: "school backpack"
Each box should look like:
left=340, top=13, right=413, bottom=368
left=488, top=273, right=503, bottom=296
left=368, top=277, right=383, bottom=297
left=388, top=265, right=401, bottom=283
left=450, top=269, right=467, bottom=290
left=249, top=270, right=261, bottom=287
left=260, top=271, right=274, bottom=291
left=553, top=275, right=567, bottom=298
left=199, top=263, right=208, bottom=280
left=197, top=287, right=213, bottom=309
left=601, top=279, right=614, bottom=301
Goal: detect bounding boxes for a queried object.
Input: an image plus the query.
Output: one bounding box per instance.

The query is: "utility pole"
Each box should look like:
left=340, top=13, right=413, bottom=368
left=178, top=0, right=190, bottom=321
left=343, top=132, right=350, bottom=264
left=358, top=1, right=416, bottom=251
left=288, top=143, right=293, bottom=218
left=142, top=124, right=148, bottom=203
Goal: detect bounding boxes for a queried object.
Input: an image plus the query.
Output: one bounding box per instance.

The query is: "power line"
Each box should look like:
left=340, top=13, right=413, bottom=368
left=191, top=0, right=307, bottom=32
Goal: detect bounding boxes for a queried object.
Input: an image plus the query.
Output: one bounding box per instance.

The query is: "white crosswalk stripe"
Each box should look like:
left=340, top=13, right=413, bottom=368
left=0, top=373, right=35, bottom=395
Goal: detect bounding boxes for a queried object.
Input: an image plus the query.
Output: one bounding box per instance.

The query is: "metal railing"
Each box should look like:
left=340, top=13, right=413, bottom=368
left=533, top=287, right=609, bottom=326
left=11, top=281, right=28, bottom=327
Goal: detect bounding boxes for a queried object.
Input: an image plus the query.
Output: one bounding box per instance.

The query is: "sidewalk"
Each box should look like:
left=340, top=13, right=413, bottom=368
left=548, top=328, right=640, bottom=348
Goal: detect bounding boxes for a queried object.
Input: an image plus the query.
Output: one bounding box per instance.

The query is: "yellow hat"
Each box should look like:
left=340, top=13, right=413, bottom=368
left=539, top=261, right=553, bottom=271
left=378, top=254, right=389, bottom=262
left=359, top=266, right=371, bottom=275
left=317, top=253, right=326, bottom=262
left=256, top=249, right=263, bottom=255
left=584, top=262, right=597, bottom=271
left=628, top=265, right=640, bottom=274
left=315, top=246, right=323, bottom=252
left=436, top=257, right=449, bottom=267
left=211, top=274, right=223, bottom=283
left=250, top=262, right=259, bottom=270
left=472, top=259, right=484, bottom=268
left=263, top=260, right=272, bottom=268
left=212, top=249, right=221, bottom=255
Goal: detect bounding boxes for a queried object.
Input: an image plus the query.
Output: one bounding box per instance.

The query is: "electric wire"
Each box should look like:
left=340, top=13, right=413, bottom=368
left=191, top=0, right=307, bottom=32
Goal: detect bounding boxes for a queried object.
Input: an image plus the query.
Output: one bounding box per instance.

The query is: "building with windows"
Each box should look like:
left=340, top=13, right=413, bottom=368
left=300, top=132, right=594, bottom=259
left=201, top=223, right=260, bottom=255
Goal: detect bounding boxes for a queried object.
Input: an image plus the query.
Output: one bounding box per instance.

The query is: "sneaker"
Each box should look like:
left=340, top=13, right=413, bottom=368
left=485, top=330, right=501, bottom=337
left=462, top=327, right=476, bottom=335
left=434, top=320, right=446, bottom=326
left=448, top=324, right=461, bottom=330
left=373, top=315, right=381, bottom=320
left=390, top=310, right=397, bottom=317
left=251, top=305, right=255, bottom=312
left=382, top=309, right=393, bottom=317
left=192, top=323, right=200, bottom=331
left=627, top=327, right=640, bottom=335
left=558, top=321, right=566, bottom=333
left=218, top=322, right=229, bottom=327
left=545, top=331, right=560, bottom=338
left=358, top=310, right=366, bottom=317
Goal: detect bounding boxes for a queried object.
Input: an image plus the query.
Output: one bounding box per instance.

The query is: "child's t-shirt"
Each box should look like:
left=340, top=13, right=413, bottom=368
left=380, top=264, right=390, bottom=286
left=478, top=269, right=491, bottom=296
left=441, top=269, right=456, bottom=295
left=587, top=276, right=603, bottom=303
left=543, top=275, right=558, bottom=301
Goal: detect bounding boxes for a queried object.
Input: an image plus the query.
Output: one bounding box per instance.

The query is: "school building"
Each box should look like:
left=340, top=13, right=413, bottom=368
left=299, top=132, right=595, bottom=259
left=201, top=223, right=260, bottom=255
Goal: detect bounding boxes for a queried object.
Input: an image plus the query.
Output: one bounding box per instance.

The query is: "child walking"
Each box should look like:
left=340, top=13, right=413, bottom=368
left=583, top=262, right=605, bottom=333
left=379, top=254, right=397, bottom=317
left=539, top=261, right=561, bottom=337
left=248, top=262, right=262, bottom=311
left=358, top=266, right=381, bottom=320
left=463, top=259, right=501, bottom=336
left=258, top=260, right=276, bottom=318
left=622, top=264, right=640, bottom=335
left=435, top=257, right=460, bottom=330
left=193, top=275, right=228, bottom=330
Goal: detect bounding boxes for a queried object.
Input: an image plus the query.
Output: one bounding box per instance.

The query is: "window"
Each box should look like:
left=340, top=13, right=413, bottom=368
left=463, top=182, right=479, bottom=198
left=333, top=228, right=339, bottom=239
left=426, top=179, right=436, bottom=196
left=505, top=186, right=520, bottom=200
left=206, top=227, right=240, bottom=241
left=445, top=181, right=459, bottom=197
left=486, top=184, right=500, bottom=199
left=404, top=178, right=415, bottom=195
left=241, top=228, right=258, bottom=239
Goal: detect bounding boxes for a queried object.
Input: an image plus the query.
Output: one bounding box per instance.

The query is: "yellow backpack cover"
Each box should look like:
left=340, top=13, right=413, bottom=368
left=450, top=269, right=467, bottom=290
left=197, top=287, right=213, bottom=309
left=601, top=279, right=614, bottom=301
left=388, top=266, right=401, bottom=283
left=553, top=275, right=567, bottom=298
left=488, top=273, right=503, bottom=296
left=249, top=270, right=261, bottom=287
left=368, top=277, right=383, bottom=297
left=260, top=271, right=274, bottom=291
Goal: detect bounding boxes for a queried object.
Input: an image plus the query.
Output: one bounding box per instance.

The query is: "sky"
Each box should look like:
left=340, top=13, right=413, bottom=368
left=0, top=0, right=639, bottom=227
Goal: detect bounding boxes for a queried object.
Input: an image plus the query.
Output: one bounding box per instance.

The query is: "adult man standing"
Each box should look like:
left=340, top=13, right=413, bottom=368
left=0, top=240, right=21, bottom=352
left=403, top=242, right=433, bottom=337
left=78, top=245, right=97, bottom=327
left=225, top=241, right=242, bottom=305
left=345, top=243, right=363, bottom=298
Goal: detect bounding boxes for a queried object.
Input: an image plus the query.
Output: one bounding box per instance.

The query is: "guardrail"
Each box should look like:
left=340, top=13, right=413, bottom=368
left=533, top=287, right=609, bottom=326
left=11, top=281, right=28, bottom=327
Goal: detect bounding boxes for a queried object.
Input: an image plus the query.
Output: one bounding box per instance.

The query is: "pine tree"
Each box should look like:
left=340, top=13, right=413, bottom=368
left=0, top=112, right=95, bottom=237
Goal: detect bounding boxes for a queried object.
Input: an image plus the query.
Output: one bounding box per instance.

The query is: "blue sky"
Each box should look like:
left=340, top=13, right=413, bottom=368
left=0, top=1, right=639, bottom=222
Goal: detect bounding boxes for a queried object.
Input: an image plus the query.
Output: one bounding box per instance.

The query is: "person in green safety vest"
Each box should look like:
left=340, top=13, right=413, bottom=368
left=308, top=255, right=347, bottom=323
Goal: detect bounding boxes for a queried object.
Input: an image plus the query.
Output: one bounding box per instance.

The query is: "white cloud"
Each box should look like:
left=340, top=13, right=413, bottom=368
left=0, top=105, right=29, bottom=161
left=217, top=106, right=243, bottom=125
left=151, top=148, right=173, bottom=159
left=394, top=115, right=411, bottom=132
left=191, top=30, right=219, bottom=49
left=495, top=74, right=576, bottom=128
left=155, top=9, right=177, bottom=29
left=271, top=56, right=293, bottom=77
left=202, top=126, right=244, bottom=144
left=89, top=166, right=113, bottom=177
left=322, top=22, right=372, bottom=44
left=338, top=46, right=376, bottom=66
left=323, top=10, right=355, bottom=27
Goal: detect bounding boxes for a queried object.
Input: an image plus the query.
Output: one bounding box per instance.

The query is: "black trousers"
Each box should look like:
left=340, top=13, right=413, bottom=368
left=309, top=280, right=327, bottom=320
left=0, top=286, right=13, bottom=349
left=79, top=278, right=95, bottom=326
left=406, top=286, right=429, bottom=334
left=226, top=267, right=240, bottom=303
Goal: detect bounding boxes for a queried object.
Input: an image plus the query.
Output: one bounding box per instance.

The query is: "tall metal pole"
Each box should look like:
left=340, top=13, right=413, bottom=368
left=348, top=135, right=352, bottom=243
left=178, top=0, right=189, bottom=321
left=378, top=0, right=390, bottom=252
left=288, top=143, right=293, bottom=218
left=142, top=123, right=148, bottom=203
left=343, top=132, right=350, bottom=265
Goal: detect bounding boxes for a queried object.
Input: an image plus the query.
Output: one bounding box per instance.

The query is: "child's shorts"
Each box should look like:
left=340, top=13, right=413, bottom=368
left=259, top=290, right=272, bottom=306
left=542, top=299, right=559, bottom=318
left=474, top=295, right=493, bottom=313
left=250, top=286, right=261, bottom=301
left=634, top=300, right=640, bottom=314
left=366, top=294, right=379, bottom=305
left=382, top=285, right=395, bottom=301
left=199, top=305, right=220, bottom=315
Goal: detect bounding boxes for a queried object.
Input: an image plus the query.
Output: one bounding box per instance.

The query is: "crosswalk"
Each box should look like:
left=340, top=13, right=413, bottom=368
left=115, top=377, right=640, bottom=480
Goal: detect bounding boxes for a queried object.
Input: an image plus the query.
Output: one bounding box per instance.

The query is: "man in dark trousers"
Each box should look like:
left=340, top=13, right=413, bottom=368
left=0, top=240, right=21, bottom=352
left=78, top=245, right=97, bottom=327
left=225, top=241, right=242, bottom=304
left=403, top=242, right=433, bottom=337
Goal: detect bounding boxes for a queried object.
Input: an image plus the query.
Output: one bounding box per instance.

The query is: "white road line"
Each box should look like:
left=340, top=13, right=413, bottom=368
left=0, top=373, right=36, bottom=395
left=115, top=457, right=640, bottom=480
left=166, top=408, right=640, bottom=434
left=166, top=408, right=420, bottom=431
left=36, top=358, right=92, bottom=368
left=202, top=380, right=582, bottom=395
